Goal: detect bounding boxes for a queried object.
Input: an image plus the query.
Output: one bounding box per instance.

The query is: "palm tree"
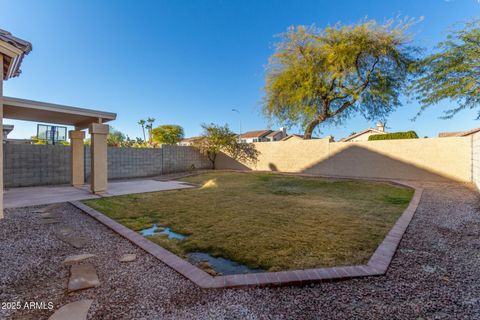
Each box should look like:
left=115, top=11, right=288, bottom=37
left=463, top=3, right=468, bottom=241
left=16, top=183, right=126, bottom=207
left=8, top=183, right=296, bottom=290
left=138, top=119, right=146, bottom=141
left=146, top=117, right=155, bottom=143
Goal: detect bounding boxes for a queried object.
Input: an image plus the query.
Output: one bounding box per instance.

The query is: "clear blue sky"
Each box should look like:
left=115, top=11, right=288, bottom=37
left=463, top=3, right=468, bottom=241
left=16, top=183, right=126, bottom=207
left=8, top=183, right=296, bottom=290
left=1, top=0, right=479, bottom=140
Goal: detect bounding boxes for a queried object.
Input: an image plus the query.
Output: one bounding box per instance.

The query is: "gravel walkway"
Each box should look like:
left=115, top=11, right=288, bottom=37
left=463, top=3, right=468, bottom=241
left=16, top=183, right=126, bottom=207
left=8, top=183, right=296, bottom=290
left=1, top=181, right=479, bottom=319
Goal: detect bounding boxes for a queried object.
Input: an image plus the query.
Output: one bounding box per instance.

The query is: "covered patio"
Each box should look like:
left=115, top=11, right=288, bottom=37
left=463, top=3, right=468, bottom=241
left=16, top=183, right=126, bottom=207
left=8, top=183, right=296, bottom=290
left=0, top=29, right=116, bottom=216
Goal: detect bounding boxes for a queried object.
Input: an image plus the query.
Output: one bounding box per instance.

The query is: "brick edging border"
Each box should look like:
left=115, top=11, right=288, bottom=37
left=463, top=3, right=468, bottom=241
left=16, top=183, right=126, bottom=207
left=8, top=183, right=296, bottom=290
left=69, top=180, right=423, bottom=289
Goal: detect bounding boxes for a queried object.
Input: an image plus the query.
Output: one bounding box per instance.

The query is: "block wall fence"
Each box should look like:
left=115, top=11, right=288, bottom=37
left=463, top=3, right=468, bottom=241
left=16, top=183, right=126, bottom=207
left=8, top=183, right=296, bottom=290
left=216, top=137, right=473, bottom=182
left=4, top=136, right=477, bottom=187
left=3, top=144, right=211, bottom=188
left=472, top=132, right=480, bottom=189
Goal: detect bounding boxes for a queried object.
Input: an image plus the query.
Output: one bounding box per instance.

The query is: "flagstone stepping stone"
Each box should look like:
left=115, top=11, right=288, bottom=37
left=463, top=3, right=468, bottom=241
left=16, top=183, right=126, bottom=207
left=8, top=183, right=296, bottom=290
left=63, top=254, right=97, bottom=265
left=36, top=204, right=60, bottom=214
left=119, top=254, right=137, bottom=262
left=40, top=212, right=56, bottom=218
left=68, top=264, right=100, bottom=292
left=56, top=226, right=74, bottom=235
left=40, top=218, right=61, bottom=224
left=48, top=299, right=93, bottom=320
left=40, top=214, right=61, bottom=221
left=54, top=228, right=88, bottom=249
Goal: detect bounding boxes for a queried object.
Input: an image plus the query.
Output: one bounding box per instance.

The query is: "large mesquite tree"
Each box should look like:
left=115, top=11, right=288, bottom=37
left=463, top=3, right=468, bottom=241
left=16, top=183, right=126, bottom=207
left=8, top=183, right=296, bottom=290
left=412, top=19, right=480, bottom=118
left=263, top=20, right=418, bottom=139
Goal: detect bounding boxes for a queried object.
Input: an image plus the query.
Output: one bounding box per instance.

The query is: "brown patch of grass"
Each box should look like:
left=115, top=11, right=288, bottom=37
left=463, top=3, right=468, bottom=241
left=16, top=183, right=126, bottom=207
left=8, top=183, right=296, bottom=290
left=84, top=172, right=413, bottom=271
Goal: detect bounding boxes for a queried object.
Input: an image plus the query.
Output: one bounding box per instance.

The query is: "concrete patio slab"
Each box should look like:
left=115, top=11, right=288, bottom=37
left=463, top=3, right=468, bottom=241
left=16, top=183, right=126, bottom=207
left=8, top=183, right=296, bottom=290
left=91, top=179, right=193, bottom=196
left=4, top=179, right=194, bottom=208
left=4, top=185, right=98, bottom=209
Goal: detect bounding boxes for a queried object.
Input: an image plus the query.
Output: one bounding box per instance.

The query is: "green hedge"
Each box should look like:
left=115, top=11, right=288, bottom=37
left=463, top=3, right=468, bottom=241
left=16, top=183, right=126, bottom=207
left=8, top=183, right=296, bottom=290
left=368, top=131, right=419, bottom=141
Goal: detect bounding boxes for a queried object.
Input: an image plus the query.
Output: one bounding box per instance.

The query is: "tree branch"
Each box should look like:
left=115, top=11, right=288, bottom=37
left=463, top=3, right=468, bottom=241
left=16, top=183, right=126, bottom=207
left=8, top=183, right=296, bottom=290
left=330, top=57, right=380, bottom=117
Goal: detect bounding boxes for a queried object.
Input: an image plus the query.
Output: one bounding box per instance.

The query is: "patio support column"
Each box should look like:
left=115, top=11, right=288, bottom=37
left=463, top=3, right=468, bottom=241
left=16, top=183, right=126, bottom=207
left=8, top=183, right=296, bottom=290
left=0, top=55, right=4, bottom=219
left=69, top=130, right=85, bottom=186
left=89, top=123, right=109, bottom=194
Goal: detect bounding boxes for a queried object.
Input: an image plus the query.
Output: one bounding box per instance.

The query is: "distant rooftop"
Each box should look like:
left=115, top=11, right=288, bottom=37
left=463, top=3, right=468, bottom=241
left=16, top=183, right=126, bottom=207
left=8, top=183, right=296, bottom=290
left=239, top=130, right=272, bottom=139
left=181, top=136, right=202, bottom=142
left=438, top=127, right=480, bottom=138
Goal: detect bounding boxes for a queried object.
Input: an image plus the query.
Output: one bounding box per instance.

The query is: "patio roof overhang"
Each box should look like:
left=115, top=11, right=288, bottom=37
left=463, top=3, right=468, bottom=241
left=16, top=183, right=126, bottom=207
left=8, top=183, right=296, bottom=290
left=3, top=96, right=117, bottom=130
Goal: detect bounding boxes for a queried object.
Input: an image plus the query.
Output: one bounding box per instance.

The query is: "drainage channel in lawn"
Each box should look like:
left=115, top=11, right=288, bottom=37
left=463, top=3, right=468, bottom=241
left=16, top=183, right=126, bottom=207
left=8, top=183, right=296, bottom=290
left=139, top=224, right=187, bottom=240
left=138, top=225, right=264, bottom=275
left=186, top=252, right=265, bottom=275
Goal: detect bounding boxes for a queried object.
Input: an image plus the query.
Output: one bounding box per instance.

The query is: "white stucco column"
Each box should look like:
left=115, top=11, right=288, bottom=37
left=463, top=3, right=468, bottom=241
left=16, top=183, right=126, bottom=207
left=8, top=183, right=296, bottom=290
left=89, top=123, right=109, bottom=194
left=0, top=55, right=4, bottom=219
left=69, top=130, right=85, bottom=187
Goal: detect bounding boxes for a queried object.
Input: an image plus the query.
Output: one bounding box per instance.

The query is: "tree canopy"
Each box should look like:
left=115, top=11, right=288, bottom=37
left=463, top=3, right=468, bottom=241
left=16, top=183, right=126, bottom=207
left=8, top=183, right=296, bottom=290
left=194, top=123, right=259, bottom=168
left=411, top=19, right=480, bottom=118
left=263, top=19, right=418, bottom=139
left=152, top=125, right=185, bottom=145
left=107, top=127, right=126, bottom=147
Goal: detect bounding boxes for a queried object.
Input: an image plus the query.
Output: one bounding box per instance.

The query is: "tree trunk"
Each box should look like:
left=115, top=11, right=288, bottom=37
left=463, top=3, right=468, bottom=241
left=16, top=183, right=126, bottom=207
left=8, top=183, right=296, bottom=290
left=208, top=152, right=216, bottom=169
left=303, top=118, right=320, bottom=139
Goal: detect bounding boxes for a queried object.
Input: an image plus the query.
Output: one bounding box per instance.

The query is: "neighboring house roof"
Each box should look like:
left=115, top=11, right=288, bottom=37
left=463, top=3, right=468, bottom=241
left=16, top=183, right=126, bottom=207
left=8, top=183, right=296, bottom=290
left=438, top=127, right=480, bottom=137
left=239, top=130, right=272, bottom=139
left=0, top=29, right=32, bottom=79
left=281, top=134, right=304, bottom=141
left=266, top=130, right=283, bottom=138
left=340, top=128, right=386, bottom=142
left=181, top=136, right=202, bottom=142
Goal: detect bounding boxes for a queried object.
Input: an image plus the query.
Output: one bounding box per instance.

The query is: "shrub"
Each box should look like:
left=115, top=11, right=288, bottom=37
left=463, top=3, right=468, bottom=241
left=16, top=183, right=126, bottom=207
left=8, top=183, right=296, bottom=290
left=193, top=123, right=259, bottom=169
left=368, top=131, right=419, bottom=141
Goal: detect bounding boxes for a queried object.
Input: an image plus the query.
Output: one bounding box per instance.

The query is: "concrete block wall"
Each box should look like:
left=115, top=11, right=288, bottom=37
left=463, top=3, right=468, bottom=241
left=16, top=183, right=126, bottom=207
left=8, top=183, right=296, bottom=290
left=85, top=147, right=165, bottom=181
left=4, top=144, right=71, bottom=187
left=4, top=144, right=211, bottom=187
left=472, top=133, right=480, bottom=189
left=162, top=144, right=212, bottom=173
left=85, top=146, right=210, bottom=181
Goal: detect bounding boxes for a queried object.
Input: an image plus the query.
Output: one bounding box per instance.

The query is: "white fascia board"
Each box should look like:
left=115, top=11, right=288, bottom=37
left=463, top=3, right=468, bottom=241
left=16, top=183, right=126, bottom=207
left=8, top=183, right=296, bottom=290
left=0, top=41, right=23, bottom=79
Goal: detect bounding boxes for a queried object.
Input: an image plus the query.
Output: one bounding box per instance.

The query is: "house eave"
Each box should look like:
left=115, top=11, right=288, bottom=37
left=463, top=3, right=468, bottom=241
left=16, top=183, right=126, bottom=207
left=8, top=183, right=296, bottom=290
left=0, top=40, right=24, bottom=80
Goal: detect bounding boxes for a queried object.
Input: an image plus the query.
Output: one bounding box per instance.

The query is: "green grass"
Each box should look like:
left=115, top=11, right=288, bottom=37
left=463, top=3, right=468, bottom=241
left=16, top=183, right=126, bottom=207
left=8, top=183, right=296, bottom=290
left=83, top=172, right=413, bottom=271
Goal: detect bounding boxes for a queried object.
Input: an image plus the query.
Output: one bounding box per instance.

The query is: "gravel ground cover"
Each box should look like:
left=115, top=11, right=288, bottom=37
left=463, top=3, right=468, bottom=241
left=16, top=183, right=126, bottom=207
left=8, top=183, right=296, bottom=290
left=0, top=181, right=479, bottom=319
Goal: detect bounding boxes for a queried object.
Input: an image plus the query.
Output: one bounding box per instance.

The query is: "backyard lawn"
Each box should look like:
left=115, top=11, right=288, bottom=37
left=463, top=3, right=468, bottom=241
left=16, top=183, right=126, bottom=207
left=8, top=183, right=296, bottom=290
left=83, top=172, right=413, bottom=273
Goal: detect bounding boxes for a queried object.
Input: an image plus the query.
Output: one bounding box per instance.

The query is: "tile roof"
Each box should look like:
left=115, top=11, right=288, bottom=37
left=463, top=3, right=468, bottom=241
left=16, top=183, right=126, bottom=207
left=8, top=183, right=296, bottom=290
left=239, top=130, right=272, bottom=139
left=438, top=127, right=480, bottom=137
left=0, top=29, right=32, bottom=79
left=281, top=134, right=304, bottom=141
left=266, top=130, right=282, bottom=138
left=181, top=136, right=202, bottom=142
left=340, top=128, right=386, bottom=142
